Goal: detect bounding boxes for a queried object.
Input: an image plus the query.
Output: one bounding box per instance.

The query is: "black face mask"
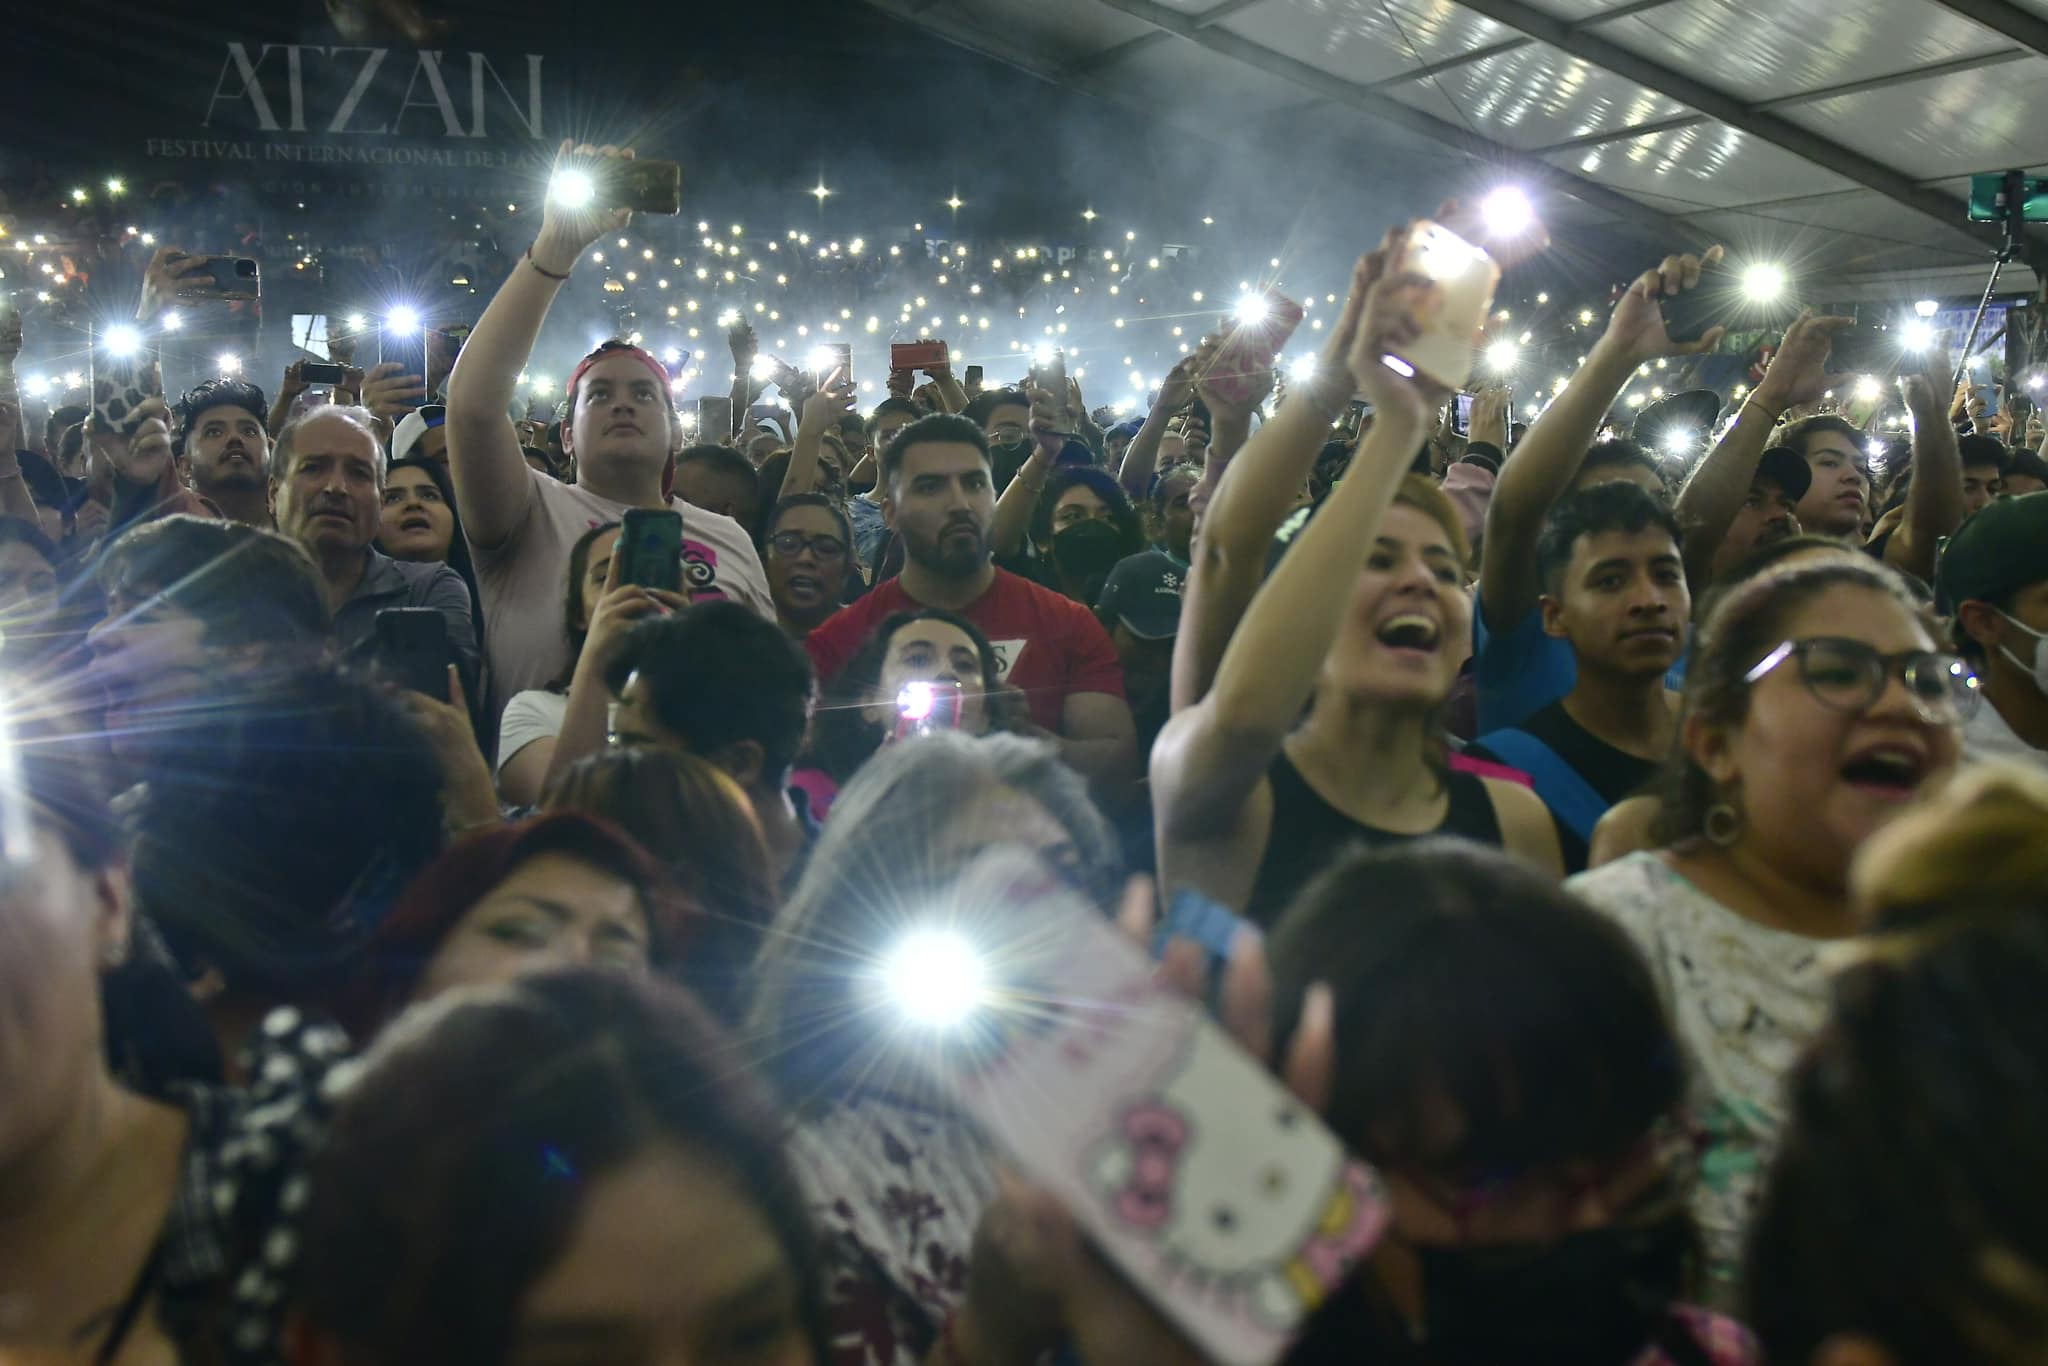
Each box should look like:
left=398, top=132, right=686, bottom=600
left=991, top=438, right=1034, bottom=486
left=1410, top=1212, right=1694, bottom=1366
left=1050, top=519, right=1126, bottom=600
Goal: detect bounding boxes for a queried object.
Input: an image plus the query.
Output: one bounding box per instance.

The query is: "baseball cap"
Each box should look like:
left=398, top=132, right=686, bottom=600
left=1937, top=490, right=2048, bottom=607
left=1631, top=389, right=1721, bottom=447
left=1095, top=550, right=1186, bottom=641
left=1754, top=446, right=1811, bottom=504
left=390, top=404, right=446, bottom=462
left=1108, top=419, right=1144, bottom=441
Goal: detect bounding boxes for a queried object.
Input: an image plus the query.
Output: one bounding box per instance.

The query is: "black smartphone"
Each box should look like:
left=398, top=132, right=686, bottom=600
left=1451, top=393, right=1474, bottom=437
left=301, top=361, right=347, bottom=386
left=818, top=342, right=853, bottom=390
left=599, top=159, right=682, bottom=215
left=620, top=508, right=684, bottom=592
left=373, top=608, right=454, bottom=698
left=1029, top=348, right=1067, bottom=397
left=697, top=395, right=733, bottom=440
left=185, top=254, right=261, bottom=301
left=380, top=323, right=428, bottom=381
left=964, top=364, right=984, bottom=387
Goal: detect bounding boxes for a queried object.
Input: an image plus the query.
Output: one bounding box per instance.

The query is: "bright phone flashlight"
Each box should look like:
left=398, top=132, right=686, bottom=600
left=1235, top=292, right=1269, bottom=326
left=1854, top=375, right=1881, bottom=402
left=216, top=353, right=241, bottom=375
left=1288, top=354, right=1316, bottom=383
left=1662, top=427, right=1695, bottom=456
left=103, top=325, right=142, bottom=358
left=806, top=345, right=835, bottom=374
left=1900, top=321, right=1935, bottom=351
left=550, top=169, right=595, bottom=209
left=388, top=305, right=420, bottom=334
left=1484, top=339, right=1519, bottom=373
left=1740, top=264, right=1787, bottom=303
left=751, top=354, right=778, bottom=382
left=881, top=929, right=987, bottom=1028
left=1913, top=299, right=1939, bottom=319
left=1033, top=343, right=1057, bottom=367
left=1479, top=186, right=1535, bottom=238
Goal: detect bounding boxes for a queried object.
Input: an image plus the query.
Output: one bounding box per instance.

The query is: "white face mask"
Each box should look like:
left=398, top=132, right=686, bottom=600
left=1996, top=611, right=2048, bottom=694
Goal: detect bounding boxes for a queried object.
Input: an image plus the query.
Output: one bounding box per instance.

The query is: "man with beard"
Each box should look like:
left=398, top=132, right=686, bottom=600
left=443, top=143, right=773, bottom=722
left=802, top=414, right=1137, bottom=791
left=175, top=377, right=274, bottom=528
left=269, top=405, right=479, bottom=685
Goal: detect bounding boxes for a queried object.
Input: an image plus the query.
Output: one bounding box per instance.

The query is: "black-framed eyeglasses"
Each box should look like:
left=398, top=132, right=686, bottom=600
left=1744, top=636, right=1979, bottom=724
left=769, top=530, right=848, bottom=561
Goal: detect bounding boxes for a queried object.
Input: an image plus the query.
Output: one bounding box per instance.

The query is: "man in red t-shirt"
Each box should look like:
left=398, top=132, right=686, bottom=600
left=806, top=414, right=1137, bottom=790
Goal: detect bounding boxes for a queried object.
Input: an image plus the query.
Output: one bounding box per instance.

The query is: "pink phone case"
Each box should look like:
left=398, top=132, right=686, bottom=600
left=1205, top=292, right=1305, bottom=409
left=893, top=848, right=1388, bottom=1366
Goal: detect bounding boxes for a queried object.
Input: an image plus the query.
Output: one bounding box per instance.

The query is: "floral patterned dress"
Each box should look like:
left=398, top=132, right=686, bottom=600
left=1568, top=852, right=1830, bottom=1306
left=785, top=1095, right=999, bottom=1366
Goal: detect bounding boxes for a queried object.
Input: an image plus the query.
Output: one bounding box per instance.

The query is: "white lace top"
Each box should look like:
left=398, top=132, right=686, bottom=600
left=1567, top=852, right=1830, bottom=1301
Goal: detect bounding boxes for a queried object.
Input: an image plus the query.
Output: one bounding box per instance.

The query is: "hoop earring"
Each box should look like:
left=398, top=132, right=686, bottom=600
left=1703, top=801, right=1744, bottom=847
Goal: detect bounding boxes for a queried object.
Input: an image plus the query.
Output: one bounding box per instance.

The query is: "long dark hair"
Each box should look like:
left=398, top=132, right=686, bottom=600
left=295, top=969, right=828, bottom=1366
left=804, top=607, right=1004, bottom=783
left=1030, top=465, right=1144, bottom=556
left=379, top=456, right=485, bottom=645
left=1651, top=558, right=1933, bottom=844
left=1268, top=839, right=1684, bottom=1181
left=547, top=520, right=620, bottom=692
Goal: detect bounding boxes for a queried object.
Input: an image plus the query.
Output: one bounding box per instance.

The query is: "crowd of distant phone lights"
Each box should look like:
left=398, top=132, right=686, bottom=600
left=2, top=177, right=2030, bottom=461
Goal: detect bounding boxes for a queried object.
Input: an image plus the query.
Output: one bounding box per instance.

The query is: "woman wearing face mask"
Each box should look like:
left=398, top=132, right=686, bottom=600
left=1568, top=557, right=1970, bottom=1302
left=1027, top=467, right=1148, bottom=604
left=293, top=971, right=828, bottom=1366
left=495, top=520, right=688, bottom=806
left=1268, top=841, right=1753, bottom=1366
left=376, top=454, right=485, bottom=649
left=1153, top=228, right=1564, bottom=928
left=1745, top=764, right=2048, bottom=1366
left=764, top=493, right=859, bottom=639
left=804, top=607, right=1004, bottom=789
left=750, top=731, right=1122, bottom=1366
left=339, top=810, right=696, bottom=1039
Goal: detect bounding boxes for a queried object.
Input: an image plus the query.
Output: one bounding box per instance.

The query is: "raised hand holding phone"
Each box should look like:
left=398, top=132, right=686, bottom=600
left=534, top=141, right=636, bottom=277
left=881, top=846, right=1384, bottom=1366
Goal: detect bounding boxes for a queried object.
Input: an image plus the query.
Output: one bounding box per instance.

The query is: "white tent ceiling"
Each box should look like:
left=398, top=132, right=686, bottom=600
left=867, top=0, right=2048, bottom=295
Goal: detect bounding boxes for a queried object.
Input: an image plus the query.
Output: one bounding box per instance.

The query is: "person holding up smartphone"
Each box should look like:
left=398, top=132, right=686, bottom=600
left=267, top=358, right=364, bottom=441
left=443, top=140, right=775, bottom=726
left=268, top=405, right=480, bottom=710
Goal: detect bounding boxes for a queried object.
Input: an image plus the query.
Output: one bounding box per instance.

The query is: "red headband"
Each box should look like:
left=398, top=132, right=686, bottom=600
left=566, top=345, right=673, bottom=406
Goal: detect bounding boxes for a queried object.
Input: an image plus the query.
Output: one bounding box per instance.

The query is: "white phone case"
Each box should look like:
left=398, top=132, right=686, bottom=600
left=886, top=848, right=1388, bottom=1366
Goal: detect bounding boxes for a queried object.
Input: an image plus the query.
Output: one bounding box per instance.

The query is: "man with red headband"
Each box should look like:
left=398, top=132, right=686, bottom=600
left=445, top=142, right=772, bottom=721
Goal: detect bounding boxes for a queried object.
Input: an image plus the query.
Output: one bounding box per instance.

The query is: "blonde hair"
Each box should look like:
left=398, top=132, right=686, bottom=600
left=1391, top=472, right=1471, bottom=576
left=1851, top=761, right=2048, bottom=926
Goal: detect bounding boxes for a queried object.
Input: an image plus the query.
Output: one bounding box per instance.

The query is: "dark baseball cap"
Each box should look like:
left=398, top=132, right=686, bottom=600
left=1095, top=550, right=1186, bottom=641
left=1630, top=389, right=1722, bottom=448
left=1754, top=446, right=1811, bottom=504
left=1937, top=490, right=2048, bottom=606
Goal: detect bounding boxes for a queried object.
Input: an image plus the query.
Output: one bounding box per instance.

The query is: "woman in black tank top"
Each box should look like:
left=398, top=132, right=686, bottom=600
left=1152, top=244, right=1562, bottom=925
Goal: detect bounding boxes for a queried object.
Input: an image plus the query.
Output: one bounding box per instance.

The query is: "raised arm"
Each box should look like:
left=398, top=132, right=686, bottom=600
left=784, top=371, right=855, bottom=499
left=992, top=443, right=1054, bottom=559
left=1480, top=243, right=1725, bottom=632
left=1195, top=333, right=1274, bottom=488
left=1887, top=339, right=1968, bottom=582
left=1154, top=228, right=1441, bottom=846
left=1116, top=356, right=1196, bottom=500
left=445, top=140, right=632, bottom=550
left=535, top=548, right=689, bottom=799
left=1675, top=312, right=1848, bottom=587
left=1168, top=266, right=1369, bottom=713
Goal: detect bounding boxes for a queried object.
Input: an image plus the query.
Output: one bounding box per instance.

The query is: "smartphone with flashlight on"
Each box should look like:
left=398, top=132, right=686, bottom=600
left=619, top=508, right=684, bottom=592
left=1205, top=290, right=1304, bottom=409
left=1386, top=222, right=1500, bottom=391
left=380, top=321, right=428, bottom=382
left=697, top=395, right=734, bottom=442
left=1029, top=347, right=1067, bottom=399
left=91, top=330, right=163, bottom=438
left=893, top=680, right=964, bottom=741
left=551, top=158, right=683, bottom=216
left=878, top=846, right=1387, bottom=1366
left=818, top=342, right=854, bottom=391
left=300, top=361, right=348, bottom=387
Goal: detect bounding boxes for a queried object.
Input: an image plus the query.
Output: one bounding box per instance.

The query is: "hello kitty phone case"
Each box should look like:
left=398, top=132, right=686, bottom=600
left=898, top=848, right=1388, bottom=1366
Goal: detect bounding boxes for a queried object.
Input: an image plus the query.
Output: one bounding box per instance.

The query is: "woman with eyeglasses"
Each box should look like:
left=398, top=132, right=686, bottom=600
left=1568, top=557, right=1972, bottom=1304
left=763, top=494, right=858, bottom=640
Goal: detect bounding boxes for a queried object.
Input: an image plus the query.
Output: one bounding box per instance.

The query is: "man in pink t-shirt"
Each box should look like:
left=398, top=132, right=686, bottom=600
left=805, top=414, right=1136, bottom=791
